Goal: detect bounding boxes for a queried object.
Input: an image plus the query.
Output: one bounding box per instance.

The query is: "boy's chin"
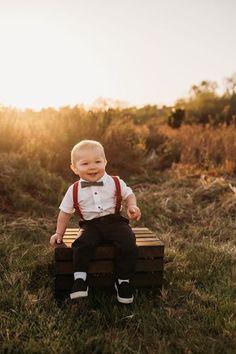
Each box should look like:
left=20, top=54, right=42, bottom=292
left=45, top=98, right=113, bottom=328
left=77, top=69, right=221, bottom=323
left=85, top=174, right=99, bottom=181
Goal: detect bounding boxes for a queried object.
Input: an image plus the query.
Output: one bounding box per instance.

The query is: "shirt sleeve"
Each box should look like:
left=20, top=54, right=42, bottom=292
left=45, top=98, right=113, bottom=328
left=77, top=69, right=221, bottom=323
left=59, top=185, right=75, bottom=214
left=118, top=178, right=133, bottom=200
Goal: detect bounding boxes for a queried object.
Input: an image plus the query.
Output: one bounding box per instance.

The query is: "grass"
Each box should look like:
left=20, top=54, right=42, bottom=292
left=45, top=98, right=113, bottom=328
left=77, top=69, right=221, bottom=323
left=0, top=171, right=236, bottom=353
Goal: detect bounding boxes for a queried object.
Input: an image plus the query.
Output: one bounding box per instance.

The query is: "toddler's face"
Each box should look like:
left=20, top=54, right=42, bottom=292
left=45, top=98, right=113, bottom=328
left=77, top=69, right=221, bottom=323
left=72, top=148, right=107, bottom=182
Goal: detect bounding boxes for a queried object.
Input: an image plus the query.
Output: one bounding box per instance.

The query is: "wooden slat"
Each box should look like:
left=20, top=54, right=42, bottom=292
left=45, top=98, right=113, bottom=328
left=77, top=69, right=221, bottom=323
left=62, top=238, right=160, bottom=248
left=55, top=271, right=163, bottom=290
left=55, top=258, right=163, bottom=274
left=63, top=232, right=155, bottom=238
left=64, top=227, right=152, bottom=232
left=63, top=228, right=154, bottom=237
left=55, top=244, right=164, bottom=261
left=63, top=233, right=156, bottom=240
left=61, top=241, right=163, bottom=250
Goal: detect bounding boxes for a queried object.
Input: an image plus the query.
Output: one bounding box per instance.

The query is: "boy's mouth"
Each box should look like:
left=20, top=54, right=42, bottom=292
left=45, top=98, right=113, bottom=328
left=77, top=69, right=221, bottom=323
left=87, top=172, right=98, bottom=177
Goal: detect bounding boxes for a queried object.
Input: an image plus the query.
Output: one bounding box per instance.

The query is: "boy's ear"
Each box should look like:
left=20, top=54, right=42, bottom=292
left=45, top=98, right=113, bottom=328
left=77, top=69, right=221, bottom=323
left=70, top=164, right=78, bottom=175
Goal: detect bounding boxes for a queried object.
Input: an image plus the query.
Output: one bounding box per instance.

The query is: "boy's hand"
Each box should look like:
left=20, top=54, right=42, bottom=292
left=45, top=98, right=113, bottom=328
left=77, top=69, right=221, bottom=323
left=127, top=205, right=141, bottom=221
left=50, top=233, right=63, bottom=247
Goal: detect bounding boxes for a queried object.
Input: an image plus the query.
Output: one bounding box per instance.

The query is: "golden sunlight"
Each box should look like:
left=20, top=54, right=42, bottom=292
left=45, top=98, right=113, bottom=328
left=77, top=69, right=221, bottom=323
left=0, top=0, right=235, bottom=109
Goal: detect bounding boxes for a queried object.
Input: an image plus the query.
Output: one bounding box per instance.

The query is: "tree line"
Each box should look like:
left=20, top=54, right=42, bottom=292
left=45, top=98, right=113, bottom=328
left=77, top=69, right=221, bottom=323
left=0, top=73, right=236, bottom=178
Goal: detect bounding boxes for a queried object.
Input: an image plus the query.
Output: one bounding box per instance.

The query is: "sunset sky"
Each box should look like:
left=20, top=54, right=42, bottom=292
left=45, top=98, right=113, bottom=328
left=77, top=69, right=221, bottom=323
left=0, top=0, right=235, bottom=110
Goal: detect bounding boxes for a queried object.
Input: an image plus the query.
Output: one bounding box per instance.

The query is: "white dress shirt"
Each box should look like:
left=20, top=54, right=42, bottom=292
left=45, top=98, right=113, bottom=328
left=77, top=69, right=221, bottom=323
left=59, top=172, right=133, bottom=220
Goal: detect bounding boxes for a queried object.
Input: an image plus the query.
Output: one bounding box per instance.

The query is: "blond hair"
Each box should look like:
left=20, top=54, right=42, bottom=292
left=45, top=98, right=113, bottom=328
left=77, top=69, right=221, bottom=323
left=71, top=140, right=106, bottom=165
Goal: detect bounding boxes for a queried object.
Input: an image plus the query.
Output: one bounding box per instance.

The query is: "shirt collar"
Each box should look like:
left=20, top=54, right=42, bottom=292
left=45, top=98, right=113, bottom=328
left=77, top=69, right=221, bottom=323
left=98, top=172, right=108, bottom=183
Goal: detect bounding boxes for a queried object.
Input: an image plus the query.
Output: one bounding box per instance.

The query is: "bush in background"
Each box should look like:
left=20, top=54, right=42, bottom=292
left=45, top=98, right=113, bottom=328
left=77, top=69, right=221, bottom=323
left=0, top=153, right=66, bottom=216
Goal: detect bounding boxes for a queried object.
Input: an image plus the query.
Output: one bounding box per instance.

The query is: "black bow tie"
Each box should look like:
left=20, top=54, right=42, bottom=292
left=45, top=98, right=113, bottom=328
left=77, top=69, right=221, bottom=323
left=81, top=181, right=104, bottom=188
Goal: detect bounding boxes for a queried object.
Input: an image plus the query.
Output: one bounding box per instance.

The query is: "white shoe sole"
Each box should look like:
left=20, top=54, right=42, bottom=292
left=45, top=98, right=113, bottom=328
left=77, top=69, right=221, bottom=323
left=70, top=288, right=88, bottom=299
left=115, top=283, right=134, bottom=304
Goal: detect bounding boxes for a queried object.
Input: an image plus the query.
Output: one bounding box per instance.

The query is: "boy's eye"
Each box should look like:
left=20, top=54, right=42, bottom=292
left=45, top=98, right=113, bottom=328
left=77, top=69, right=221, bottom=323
left=81, top=162, right=88, bottom=166
left=96, top=160, right=101, bottom=163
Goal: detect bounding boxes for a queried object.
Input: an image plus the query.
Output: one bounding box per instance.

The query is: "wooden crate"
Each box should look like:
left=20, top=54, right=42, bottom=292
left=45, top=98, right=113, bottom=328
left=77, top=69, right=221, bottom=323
left=55, top=227, right=164, bottom=298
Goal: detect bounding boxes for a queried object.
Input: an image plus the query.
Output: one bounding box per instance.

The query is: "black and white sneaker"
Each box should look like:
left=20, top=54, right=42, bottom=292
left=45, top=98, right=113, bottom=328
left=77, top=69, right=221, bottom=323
left=114, top=281, right=134, bottom=304
left=70, top=278, right=89, bottom=300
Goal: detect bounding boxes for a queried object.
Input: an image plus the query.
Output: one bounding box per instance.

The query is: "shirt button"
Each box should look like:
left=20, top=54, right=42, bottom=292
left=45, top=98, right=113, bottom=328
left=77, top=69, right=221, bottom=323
left=94, top=192, right=97, bottom=195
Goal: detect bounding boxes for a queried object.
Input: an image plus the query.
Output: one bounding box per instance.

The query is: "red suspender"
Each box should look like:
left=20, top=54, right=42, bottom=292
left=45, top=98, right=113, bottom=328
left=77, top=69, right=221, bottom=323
left=72, top=181, right=83, bottom=218
left=72, top=176, right=122, bottom=218
left=111, top=176, right=122, bottom=213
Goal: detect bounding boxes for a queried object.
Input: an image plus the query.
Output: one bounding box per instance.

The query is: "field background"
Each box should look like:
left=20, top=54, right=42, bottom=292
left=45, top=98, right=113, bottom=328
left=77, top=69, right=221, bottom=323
left=0, top=81, right=236, bottom=353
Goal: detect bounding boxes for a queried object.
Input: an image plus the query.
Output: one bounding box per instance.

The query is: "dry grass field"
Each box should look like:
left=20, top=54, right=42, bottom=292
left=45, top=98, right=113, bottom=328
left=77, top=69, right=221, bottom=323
left=0, top=107, right=236, bottom=353
left=0, top=161, right=235, bottom=353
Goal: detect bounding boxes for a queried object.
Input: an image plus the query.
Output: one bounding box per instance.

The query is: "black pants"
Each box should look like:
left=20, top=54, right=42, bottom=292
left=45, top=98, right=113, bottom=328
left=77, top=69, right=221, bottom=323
left=72, top=214, right=138, bottom=279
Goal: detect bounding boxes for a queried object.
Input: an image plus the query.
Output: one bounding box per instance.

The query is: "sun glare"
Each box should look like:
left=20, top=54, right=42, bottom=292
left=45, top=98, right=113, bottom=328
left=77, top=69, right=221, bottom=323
left=0, top=7, right=98, bottom=110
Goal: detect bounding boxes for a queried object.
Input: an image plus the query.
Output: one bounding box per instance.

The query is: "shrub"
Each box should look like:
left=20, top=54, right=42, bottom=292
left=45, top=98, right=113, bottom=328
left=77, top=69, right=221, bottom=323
left=103, top=119, right=149, bottom=176
left=0, top=153, right=66, bottom=216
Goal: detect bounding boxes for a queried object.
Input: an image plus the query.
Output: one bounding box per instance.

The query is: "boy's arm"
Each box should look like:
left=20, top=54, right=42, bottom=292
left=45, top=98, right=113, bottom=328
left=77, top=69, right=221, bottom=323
left=124, top=193, right=141, bottom=221
left=50, top=210, right=72, bottom=247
